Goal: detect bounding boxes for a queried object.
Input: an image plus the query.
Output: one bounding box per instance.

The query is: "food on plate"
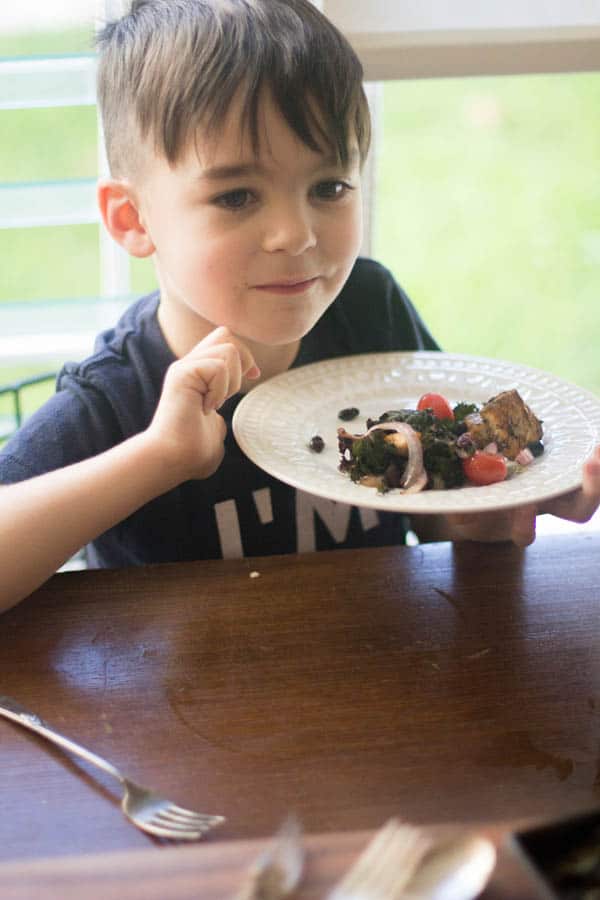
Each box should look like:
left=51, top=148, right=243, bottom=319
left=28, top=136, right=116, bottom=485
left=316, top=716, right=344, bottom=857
left=337, top=407, right=360, bottom=422
left=416, top=392, right=454, bottom=421
left=461, top=450, right=508, bottom=487
left=308, top=435, right=325, bottom=453
left=337, top=389, right=543, bottom=494
left=463, top=389, right=543, bottom=460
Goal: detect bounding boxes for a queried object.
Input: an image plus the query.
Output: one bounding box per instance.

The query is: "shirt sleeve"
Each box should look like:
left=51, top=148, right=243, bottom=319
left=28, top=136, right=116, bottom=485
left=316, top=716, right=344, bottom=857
left=0, top=377, right=122, bottom=485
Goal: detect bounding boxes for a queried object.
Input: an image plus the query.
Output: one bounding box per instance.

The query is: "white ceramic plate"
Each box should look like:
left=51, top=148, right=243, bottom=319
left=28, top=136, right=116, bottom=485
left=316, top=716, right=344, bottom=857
left=232, top=351, right=600, bottom=514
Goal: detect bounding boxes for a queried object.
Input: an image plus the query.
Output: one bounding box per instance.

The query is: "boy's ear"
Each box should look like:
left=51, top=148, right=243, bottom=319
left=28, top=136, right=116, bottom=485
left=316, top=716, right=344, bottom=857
left=97, top=178, right=155, bottom=258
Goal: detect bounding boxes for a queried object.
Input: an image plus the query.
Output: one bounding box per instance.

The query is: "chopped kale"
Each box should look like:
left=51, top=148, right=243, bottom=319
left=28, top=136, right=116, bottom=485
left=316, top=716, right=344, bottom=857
left=383, top=461, right=404, bottom=489
left=348, top=430, right=406, bottom=490
left=373, top=408, right=437, bottom=433
left=351, top=405, right=474, bottom=491
left=340, top=392, right=477, bottom=493
left=452, top=401, right=479, bottom=423
left=422, top=439, right=465, bottom=489
left=351, top=430, right=393, bottom=475
left=337, top=391, right=542, bottom=495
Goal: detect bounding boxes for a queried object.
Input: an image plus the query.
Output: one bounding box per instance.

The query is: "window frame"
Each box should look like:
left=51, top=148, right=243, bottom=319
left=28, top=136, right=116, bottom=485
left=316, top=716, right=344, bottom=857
left=323, top=1, right=600, bottom=80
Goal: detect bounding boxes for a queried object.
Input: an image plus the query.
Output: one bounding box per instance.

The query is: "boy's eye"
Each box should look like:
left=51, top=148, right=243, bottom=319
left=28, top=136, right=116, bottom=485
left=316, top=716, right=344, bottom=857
left=213, top=189, right=255, bottom=211
left=313, top=180, right=353, bottom=200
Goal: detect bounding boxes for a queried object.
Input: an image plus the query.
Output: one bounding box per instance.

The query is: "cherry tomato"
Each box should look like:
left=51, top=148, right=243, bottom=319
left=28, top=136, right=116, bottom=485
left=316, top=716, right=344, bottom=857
left=417, top=392, right=454, bottom=421
left=462, top=451, right=507, bottom=486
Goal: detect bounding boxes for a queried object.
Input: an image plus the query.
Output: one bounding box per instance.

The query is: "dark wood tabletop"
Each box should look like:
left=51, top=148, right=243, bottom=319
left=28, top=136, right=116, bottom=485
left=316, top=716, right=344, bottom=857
left=1, top=532, right=599, bottom=896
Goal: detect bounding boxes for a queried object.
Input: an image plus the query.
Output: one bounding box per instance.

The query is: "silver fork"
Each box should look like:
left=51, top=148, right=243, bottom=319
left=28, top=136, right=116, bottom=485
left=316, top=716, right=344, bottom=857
left=327, top=818, right=433, bottom=900
left=234, top=815, right=305, bottom=900
left=0, top=694, right=225, bottom=840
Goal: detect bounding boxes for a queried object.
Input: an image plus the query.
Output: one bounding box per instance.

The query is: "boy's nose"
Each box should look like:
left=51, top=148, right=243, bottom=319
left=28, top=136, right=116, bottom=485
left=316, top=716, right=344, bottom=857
left=261, top=204, right=317, bottom=256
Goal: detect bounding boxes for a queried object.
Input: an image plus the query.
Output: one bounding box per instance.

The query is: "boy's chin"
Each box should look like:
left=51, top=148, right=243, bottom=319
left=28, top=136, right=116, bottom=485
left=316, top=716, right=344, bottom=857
left=239, top=317, right=322, bottom=348
left=270, top=308, right=335, bottom=345
left=253, top=326, right=316, bottom=347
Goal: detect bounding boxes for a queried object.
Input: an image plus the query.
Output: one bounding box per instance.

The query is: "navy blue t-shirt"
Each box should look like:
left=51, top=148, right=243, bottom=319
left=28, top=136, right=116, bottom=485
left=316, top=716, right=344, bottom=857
left=0, top=259, right=439, bottom=568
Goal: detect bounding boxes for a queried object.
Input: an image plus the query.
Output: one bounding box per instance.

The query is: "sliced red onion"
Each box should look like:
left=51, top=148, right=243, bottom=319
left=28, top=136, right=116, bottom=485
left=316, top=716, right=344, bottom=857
left=515, top=447, right=535, bottom=466
left=364, top=421, right=426, bottom=492
left=402, top=469, right=428, bottom=494
left=456, top=432, right=476, bottom=459
left=483, top=442, right=498, bottom=455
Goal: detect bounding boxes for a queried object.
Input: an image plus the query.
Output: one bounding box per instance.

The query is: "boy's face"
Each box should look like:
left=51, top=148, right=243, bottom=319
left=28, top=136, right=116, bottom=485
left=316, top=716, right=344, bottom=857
left=135, top=91, right=363, bottom=349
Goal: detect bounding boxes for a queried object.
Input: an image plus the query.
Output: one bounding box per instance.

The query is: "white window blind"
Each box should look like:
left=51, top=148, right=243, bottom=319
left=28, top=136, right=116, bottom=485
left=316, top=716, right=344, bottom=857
left=0, top=56, right=98, bottom=233
left=0, top=2, right=131, bottom=364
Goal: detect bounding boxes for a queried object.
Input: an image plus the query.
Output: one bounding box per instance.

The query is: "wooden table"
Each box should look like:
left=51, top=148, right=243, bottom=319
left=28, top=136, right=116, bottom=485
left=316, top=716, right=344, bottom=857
left=1, top=533, right=599, bottom=896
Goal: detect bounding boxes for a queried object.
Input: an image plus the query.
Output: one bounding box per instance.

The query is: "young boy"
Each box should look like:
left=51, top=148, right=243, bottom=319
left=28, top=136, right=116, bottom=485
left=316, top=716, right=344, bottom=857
left=1, top=0, right=599, bottom=611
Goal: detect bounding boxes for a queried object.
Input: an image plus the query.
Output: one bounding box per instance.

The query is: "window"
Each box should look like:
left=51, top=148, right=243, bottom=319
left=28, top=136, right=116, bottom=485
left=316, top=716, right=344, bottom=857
left=320, top=0, right=600, bottom=538
left=317, top=0, right=600, bottom=394
left=1, top=0, right=599, bottom=421
left=375, top=70, right=600, bottom=396
left=0, top=1, right=155, bottom=438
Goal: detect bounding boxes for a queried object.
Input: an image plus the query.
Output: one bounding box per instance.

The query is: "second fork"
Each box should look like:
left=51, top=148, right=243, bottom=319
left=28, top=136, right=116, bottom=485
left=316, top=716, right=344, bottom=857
left=0, top=694, right=225, bottom=840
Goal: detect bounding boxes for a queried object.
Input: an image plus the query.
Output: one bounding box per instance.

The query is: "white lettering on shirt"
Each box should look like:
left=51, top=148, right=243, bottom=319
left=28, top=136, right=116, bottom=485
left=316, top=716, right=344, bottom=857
left=359, top=506, right=379, bottom=531
left=214, top=499, right=244, bottom=559
left=214, top=489, right=380, bottom=559
left=253, top=488, right=274, bottom=524
left=296, top=490, right=352, bottom=553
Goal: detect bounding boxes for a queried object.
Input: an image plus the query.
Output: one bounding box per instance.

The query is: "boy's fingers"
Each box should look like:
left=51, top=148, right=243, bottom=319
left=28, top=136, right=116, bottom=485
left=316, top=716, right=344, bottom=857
left=193, top=327, right=260, bottom=379
left=446, top=505, right=537, bottom=546
left=180, top=344, right=241, bottom=407
left=207, top=344, right=243, bottom=397
left=168, top=356, right=230, bottom=412
left=446, top=510, right=507, bottom=542
left=582, top=444, right=600, bottom=501
left=450, top=444, right=600, bottom=543
left=200, top=360, right=230, bottom=413
left=508, top=504, right=537, bottom=547
left=541, top=444, right=600, bottom=523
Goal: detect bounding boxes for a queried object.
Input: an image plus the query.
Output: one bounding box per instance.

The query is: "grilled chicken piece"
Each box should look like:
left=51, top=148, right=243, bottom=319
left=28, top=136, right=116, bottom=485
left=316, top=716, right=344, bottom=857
left=465, top=389, right=543, bottom=460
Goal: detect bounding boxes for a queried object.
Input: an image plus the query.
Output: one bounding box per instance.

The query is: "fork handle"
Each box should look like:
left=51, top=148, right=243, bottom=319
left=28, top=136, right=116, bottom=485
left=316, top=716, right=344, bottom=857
left=0, top=695, right=124, bottom=785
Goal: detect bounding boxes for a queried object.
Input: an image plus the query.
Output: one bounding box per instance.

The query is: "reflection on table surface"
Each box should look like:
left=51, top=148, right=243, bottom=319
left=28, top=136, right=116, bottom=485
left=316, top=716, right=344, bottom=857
left=0, top=533, right=598, bottom=897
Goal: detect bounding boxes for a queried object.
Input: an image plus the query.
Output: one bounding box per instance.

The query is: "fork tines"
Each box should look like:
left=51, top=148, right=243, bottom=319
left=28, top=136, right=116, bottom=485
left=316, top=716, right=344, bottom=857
left=139, top=807, right=225, bottom=840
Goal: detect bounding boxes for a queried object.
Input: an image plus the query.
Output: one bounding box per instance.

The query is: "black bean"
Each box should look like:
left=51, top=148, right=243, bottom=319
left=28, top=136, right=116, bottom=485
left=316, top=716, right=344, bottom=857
left=527, top=440, right=545, bottom=458
left=338, top=407, right=360, bottom=421
left=309, top=435, right=325, bottom=453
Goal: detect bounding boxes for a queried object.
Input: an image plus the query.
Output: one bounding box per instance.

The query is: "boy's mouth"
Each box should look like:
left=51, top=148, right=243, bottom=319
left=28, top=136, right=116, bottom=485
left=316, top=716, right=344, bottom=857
left=253, top=277, right=320, bottom=296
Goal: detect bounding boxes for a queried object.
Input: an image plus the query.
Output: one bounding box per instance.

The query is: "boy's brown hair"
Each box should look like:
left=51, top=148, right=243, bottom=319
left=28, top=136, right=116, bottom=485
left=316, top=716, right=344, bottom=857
left=96, top=0, right=371, bottom=178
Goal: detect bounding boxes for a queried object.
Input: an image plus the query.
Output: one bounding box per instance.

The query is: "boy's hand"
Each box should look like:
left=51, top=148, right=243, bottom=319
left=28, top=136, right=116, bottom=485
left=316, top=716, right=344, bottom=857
left=539, top=442, right=600, bottom=523
left=444, top=444, right=600, bottom=546
left=147, top=326, right=260, bottom=481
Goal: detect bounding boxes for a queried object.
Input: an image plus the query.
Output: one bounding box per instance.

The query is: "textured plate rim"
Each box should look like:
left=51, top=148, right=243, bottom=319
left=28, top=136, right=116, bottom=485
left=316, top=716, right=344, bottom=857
left=232, top=351, right=600, bottom=514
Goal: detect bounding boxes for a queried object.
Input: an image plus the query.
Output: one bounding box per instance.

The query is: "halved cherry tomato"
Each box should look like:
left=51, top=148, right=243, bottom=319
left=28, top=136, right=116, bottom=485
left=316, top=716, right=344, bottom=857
left=462, top=450, right=507, bottom=486
left=417, top=392, right=454, bottom=421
